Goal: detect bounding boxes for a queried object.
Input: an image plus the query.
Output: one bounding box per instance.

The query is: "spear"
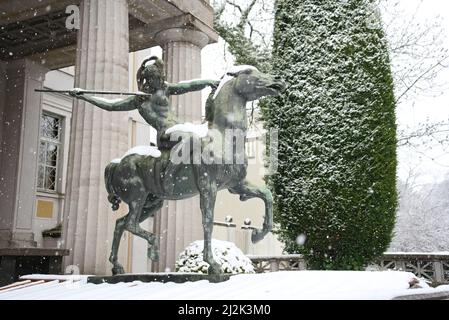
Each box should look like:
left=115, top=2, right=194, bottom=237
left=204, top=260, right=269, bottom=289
left=35, top=89, right=152, bottom=97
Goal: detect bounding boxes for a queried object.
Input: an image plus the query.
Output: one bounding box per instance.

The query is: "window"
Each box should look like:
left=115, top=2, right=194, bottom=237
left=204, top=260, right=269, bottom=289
left=37, top=113, right=62, bottom=192
left=246, top=137, right=257, bottom=159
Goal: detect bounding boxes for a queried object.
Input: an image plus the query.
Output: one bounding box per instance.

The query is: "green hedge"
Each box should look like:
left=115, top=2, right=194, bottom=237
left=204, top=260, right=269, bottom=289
left=263, top=0, right=398, bottom=270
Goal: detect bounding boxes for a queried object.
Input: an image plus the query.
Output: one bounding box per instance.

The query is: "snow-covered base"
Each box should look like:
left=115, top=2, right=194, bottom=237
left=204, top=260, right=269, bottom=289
left=176, top=240, right=255, bottom=274
left=4, top=271, right=449, bottom=300
left=111, top=145, right=161, bottom=164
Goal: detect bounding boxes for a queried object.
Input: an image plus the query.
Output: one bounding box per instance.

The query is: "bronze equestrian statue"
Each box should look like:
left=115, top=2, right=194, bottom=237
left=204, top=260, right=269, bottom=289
left=68, top=58, right=284, bottom=275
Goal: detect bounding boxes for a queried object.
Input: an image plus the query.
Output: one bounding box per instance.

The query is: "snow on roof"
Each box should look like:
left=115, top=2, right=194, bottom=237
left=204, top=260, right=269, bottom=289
left=385, top=252, right=449, bottom=256
left=111, top=146, right=161, bottom=164
left=1, top=271, right=448, bottom=300
left=213, top=65, right=258, bottom=99
left=20, top=275, right=90, bottom=281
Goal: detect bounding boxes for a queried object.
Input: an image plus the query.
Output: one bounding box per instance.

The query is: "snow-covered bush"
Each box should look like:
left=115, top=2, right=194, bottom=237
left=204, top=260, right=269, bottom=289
left=175, top=240, right=255, bottom=274
left=264, top=0, right=397, bottom=270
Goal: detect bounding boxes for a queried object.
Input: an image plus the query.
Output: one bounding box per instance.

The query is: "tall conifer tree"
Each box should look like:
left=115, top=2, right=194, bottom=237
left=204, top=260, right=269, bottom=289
left=264, top=0, right=398, bottom=269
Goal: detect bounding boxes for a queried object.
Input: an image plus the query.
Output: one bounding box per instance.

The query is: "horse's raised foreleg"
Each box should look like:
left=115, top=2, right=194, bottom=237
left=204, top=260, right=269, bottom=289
left=126, top=197, right=163, bottom=261
left=109, top=215, right=128, bottom=275
left=197, top=170, right=220, bottom=274
left=229, top=182, right=273, bottom=243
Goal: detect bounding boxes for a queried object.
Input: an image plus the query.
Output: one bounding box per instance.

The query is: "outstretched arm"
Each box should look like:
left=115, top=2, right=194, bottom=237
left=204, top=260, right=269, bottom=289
left=69, top=89, right=139, bottom=111
left=167, top=79, right=220, bottom=96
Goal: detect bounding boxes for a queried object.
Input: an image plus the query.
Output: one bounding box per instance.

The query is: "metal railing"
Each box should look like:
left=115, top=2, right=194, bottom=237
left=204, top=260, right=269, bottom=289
left=248, top=253, right=449, bottom=285
left=379, top=253, right=449, bottom=285
left=214, top=216, right=449, bottom=284
left=249, top=255, right=305, bottom=273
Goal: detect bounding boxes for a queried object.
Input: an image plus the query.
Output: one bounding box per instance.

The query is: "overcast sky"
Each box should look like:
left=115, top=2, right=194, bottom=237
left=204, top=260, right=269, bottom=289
left=393, top=0, right=449, bottom=185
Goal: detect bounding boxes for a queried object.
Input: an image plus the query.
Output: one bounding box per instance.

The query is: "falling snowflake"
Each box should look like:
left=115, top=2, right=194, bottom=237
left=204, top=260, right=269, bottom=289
left=296, top=234, right=307, bottom=246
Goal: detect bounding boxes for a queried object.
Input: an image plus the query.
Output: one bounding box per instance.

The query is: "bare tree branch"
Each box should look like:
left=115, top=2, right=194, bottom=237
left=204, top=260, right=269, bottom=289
left=237, top=0, right=258, bottom=30
left=212, top=0, right=273, bottom=71
left=395, top=56, right=449, bottom=104
left=214, top=0, right=449, bottom=147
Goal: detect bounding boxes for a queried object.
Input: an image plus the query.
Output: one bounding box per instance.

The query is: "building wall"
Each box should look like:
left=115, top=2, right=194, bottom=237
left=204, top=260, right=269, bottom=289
left=0, top=62, right=6, bottom=171
left=0, top=60, right=47, bottom=246
left=34, top=95, right=71, bottom=247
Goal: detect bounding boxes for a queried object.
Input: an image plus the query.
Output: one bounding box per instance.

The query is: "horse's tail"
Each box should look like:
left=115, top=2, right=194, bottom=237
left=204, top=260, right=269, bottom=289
left=105, top=162, right=121, bottom=212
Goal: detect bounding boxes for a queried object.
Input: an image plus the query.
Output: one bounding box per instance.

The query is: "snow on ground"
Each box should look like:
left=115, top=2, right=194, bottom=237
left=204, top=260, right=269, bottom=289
left=1, top=271, right=448, bottom=300
left=18, top=274, right=90, bottom=282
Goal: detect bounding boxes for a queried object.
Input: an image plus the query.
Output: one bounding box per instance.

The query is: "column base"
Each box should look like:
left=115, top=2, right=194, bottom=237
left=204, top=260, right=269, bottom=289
left=0, top=230, right=37, bottom=248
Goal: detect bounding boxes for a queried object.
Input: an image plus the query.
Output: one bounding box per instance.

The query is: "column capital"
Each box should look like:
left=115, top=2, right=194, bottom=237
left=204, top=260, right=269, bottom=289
left=155, top=28, right=209, bottom=49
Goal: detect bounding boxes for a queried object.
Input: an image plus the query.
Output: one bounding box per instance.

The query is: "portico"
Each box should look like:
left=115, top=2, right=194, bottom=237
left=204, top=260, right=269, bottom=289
left=0, top=0, right=217, bottom=277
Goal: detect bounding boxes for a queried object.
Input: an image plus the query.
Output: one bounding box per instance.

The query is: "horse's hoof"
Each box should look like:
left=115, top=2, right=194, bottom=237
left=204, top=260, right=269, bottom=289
left=148, top=247, right=159, bottom=262
left=112, top=265, right=125, bottom=275
left=208, top=263, right=222, bottom=275
left=251, top=229, right=267, bottom=244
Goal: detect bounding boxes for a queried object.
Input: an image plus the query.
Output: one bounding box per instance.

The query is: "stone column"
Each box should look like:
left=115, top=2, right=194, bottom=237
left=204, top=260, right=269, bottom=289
left=0, top=63, right=5, bottom=151
left=63, top=0, right=129, bottom=275
left=153, top=28, right=209, bottom=272
left=0, top=59, right=47, bottom=248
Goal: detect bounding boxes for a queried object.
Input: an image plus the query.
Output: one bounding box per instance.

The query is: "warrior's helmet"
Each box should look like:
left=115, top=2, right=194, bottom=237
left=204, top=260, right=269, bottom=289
left=137, top=56, right=166, bottom=92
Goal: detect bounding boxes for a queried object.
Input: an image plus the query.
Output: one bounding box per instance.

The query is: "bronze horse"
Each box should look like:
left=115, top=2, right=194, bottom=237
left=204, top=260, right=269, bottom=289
left=105, top=66, right=284, bottom=275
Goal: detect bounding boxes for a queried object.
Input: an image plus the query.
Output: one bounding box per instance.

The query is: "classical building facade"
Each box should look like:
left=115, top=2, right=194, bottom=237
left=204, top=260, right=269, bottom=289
left=0, top=0, right=282, bottom=278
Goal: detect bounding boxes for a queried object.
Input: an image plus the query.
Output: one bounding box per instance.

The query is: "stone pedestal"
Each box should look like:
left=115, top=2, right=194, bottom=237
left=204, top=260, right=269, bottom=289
left=88, top=273, right=230, bottom=285
left=0, top=248, right=69, bottom=287
left=63, top=0, right=130, bottom=275
left=0, top=59, right=47, bottom=248
left=153, top=29, right=209, bottom=272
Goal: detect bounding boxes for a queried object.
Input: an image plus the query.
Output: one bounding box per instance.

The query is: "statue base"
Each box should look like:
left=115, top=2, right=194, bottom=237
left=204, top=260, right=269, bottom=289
left=87, top=272, right=231, bottom=285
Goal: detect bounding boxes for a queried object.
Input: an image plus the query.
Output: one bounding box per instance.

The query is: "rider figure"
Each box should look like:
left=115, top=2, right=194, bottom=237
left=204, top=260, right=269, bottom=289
left=69, top=56, right=219, bottom=149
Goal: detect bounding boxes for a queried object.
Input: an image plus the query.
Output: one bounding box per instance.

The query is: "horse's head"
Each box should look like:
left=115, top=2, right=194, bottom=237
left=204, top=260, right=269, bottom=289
left=229, top=66, right=285, bottom=101
left=207, top=66, right=285, bottom=128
